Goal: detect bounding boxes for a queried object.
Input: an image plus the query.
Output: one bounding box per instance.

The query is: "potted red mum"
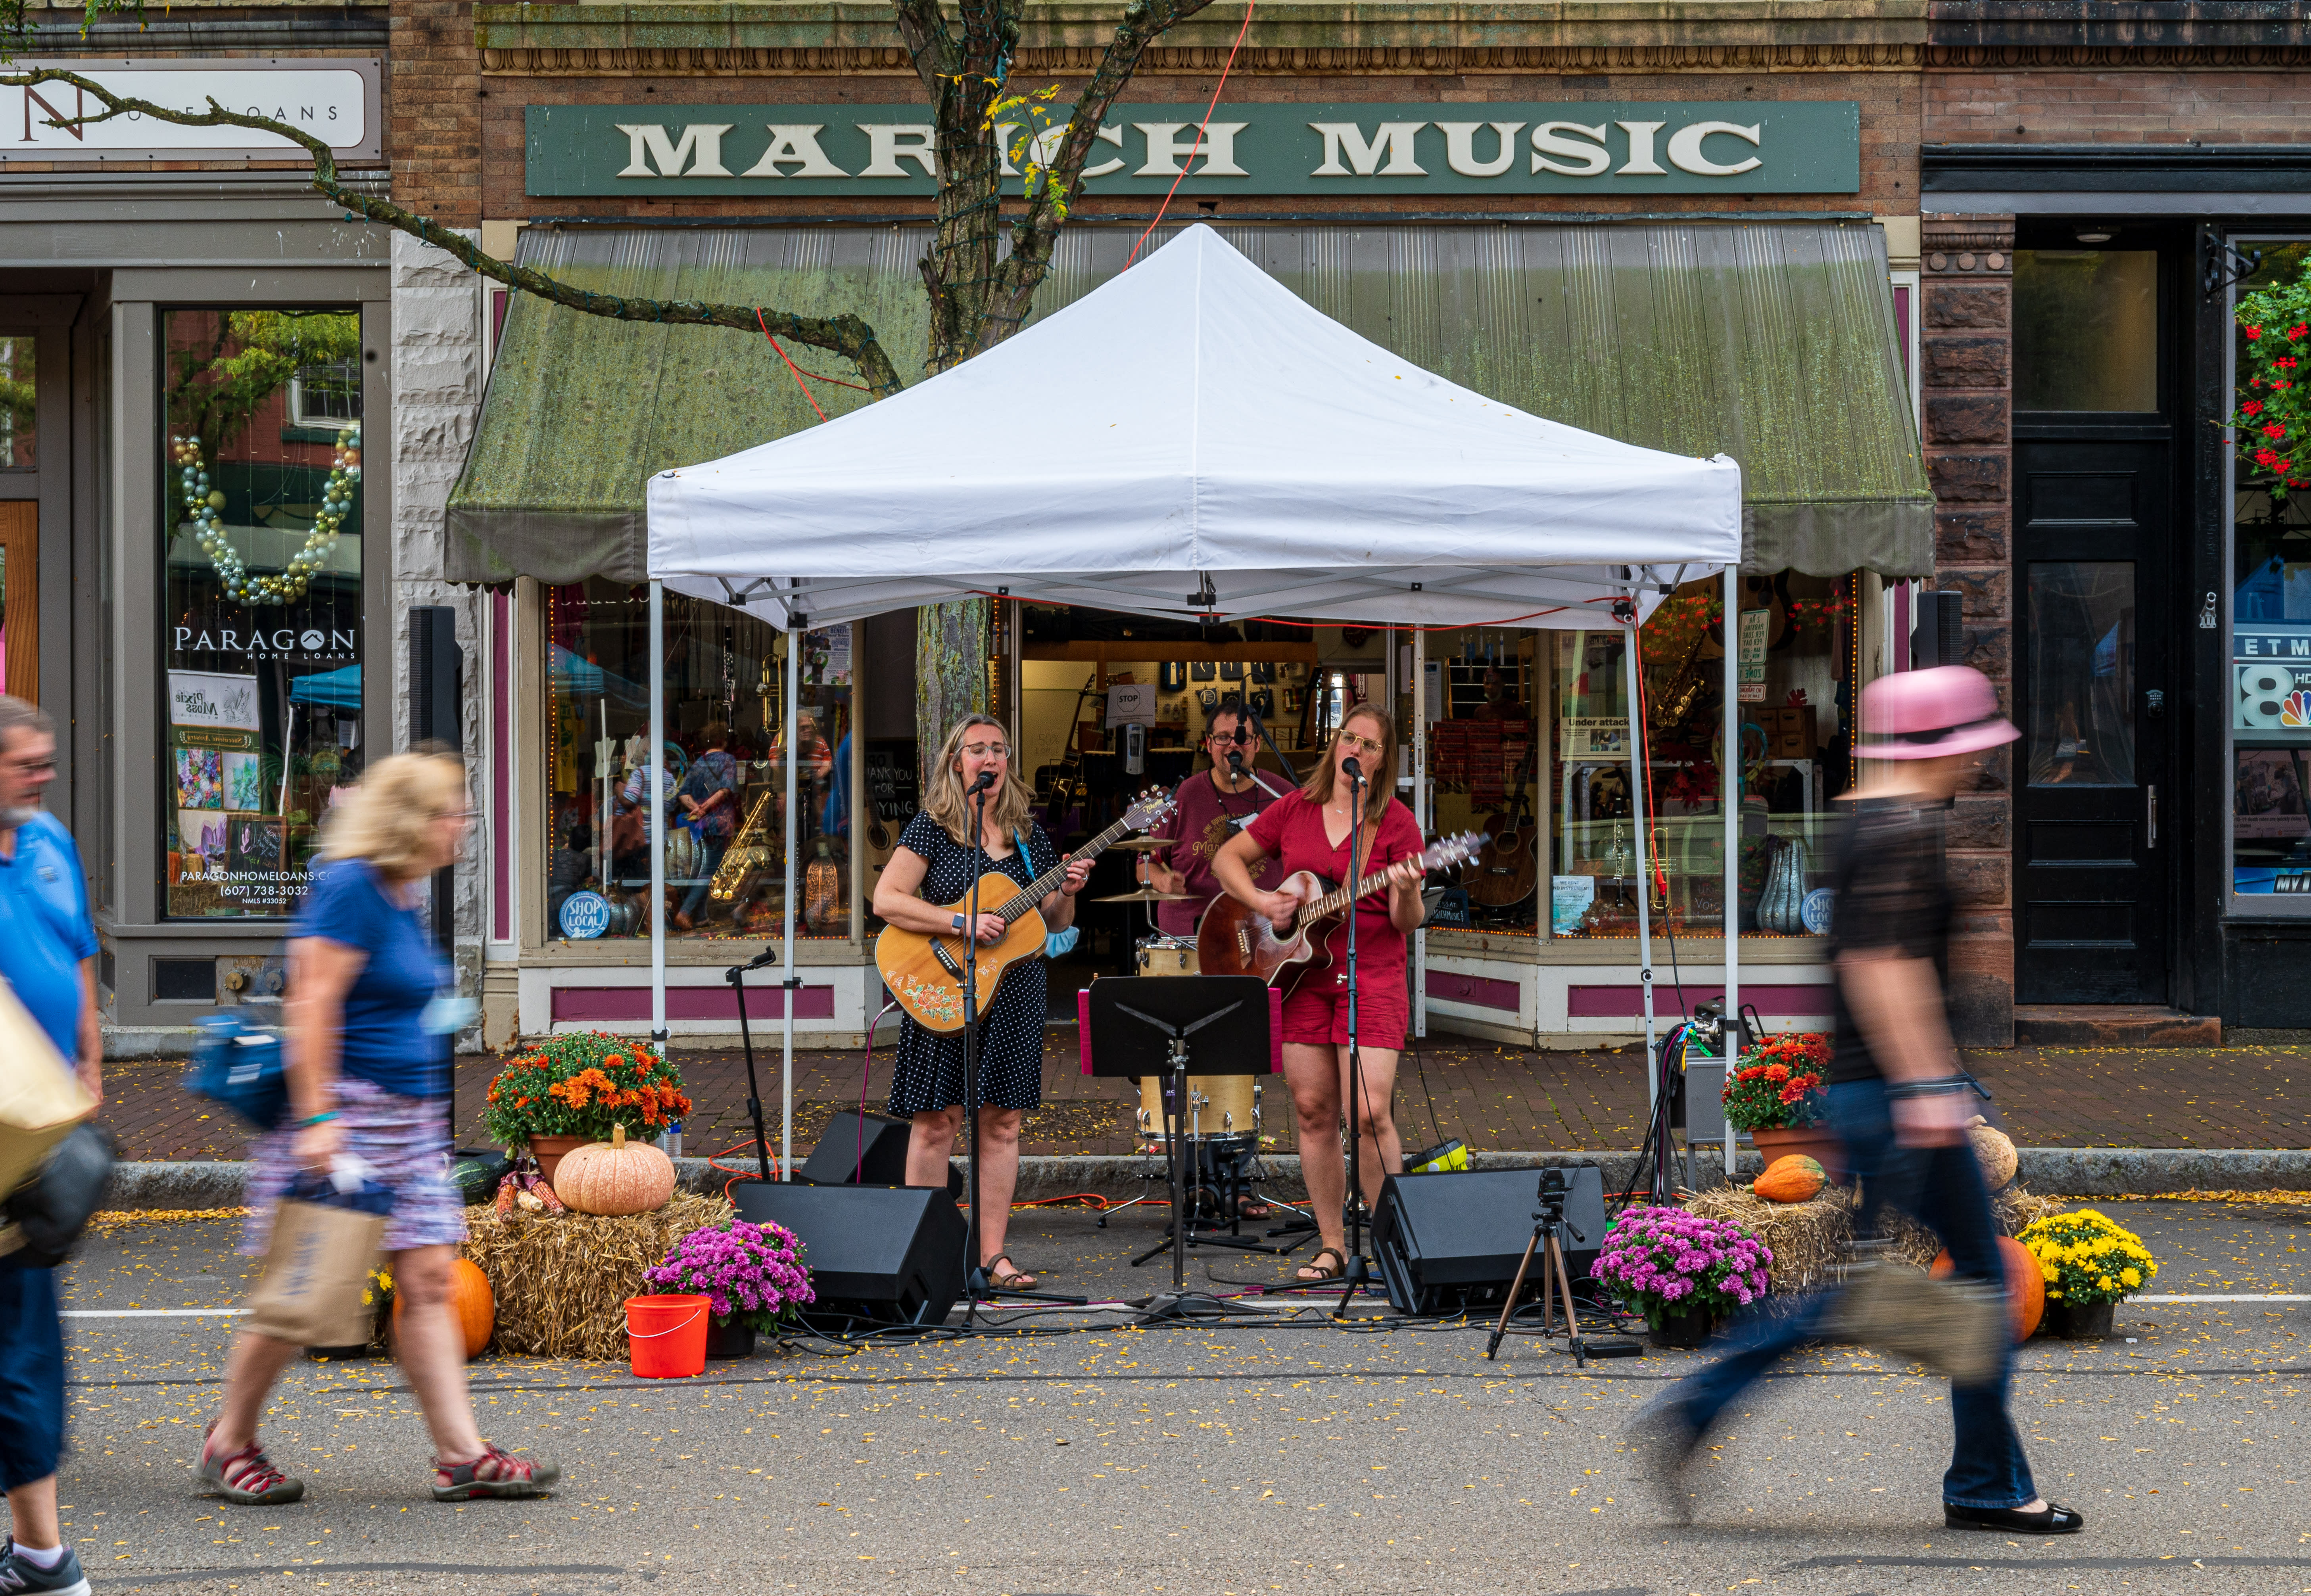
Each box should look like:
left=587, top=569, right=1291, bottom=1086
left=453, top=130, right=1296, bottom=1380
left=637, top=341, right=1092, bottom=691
left=1723, top=1031, right=1843, bottom=1178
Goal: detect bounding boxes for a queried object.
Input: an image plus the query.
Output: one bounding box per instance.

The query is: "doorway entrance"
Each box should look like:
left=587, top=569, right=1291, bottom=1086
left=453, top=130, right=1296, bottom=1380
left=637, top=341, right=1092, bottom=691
left=2013, top=442, right=2170, bottom=1004
left=0, top=500, right=33, bottom=700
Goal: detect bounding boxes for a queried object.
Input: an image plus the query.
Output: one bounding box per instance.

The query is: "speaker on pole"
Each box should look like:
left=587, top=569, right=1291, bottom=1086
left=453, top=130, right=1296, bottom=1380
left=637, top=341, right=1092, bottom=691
left=1371, top=1166, right=1607, bottom=1316
left=735, top=1182, right=967, bottom=1329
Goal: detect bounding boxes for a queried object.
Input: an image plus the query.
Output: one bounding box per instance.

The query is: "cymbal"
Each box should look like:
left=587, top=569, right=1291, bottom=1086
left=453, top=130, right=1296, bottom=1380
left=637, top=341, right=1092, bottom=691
left=1110, top=836, right=1177, bottom=852
left=1091, top=885, right=1197, bottom=904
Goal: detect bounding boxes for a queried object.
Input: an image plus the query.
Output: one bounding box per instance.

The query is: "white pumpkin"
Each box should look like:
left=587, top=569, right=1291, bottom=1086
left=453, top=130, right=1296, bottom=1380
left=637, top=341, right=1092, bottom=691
left=1966, top=1114, right=2018, bottom=1192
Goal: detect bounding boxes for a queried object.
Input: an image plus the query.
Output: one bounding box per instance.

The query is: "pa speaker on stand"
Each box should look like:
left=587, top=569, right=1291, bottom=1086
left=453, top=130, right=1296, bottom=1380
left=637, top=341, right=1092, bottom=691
left=734, top=1183, right=967, bottom=1331
left=1370, top=1165, right=1606, bottom=1316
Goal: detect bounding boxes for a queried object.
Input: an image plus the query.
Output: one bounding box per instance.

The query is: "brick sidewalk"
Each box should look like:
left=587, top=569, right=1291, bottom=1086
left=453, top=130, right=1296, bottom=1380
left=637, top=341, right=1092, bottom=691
left=98, top=1036, right=2308, bottom=1162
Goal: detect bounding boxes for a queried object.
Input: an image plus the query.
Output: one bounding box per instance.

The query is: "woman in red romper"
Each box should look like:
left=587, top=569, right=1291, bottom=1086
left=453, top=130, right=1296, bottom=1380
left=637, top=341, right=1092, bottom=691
left=1212, top=704, right=1426, bottom=1282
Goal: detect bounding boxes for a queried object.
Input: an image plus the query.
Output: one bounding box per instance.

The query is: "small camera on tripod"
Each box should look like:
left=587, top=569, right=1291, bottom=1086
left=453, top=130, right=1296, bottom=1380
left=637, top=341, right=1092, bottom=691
left=1534, top=1166, right=1585, bottom=1246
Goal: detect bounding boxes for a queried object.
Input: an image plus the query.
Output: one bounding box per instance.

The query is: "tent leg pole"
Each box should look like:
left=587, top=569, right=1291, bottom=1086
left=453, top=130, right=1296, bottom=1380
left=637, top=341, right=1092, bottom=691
left=650, top=581, right=666, bottom=1054
left=782, top=623, right=799, bottom=1182
left=1622, top=600, right=1657, bottom=1097
left=1410, top=625, right=1427, bottom=1042
left=1722, top=565, right=1740, bottom=1178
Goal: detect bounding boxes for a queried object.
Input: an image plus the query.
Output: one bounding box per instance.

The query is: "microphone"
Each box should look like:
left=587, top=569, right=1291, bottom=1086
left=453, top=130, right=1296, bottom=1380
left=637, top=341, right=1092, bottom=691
left=969, top=768, right=996, bottom=793
left=1342, top=756, right=1364, bottom=787
left=1226, top=747, right=1248, bottom=776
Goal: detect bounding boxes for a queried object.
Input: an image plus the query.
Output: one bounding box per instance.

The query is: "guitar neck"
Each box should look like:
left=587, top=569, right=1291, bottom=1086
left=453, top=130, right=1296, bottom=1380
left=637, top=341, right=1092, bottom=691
left=993, top=816, right=1132, bottom=924
left=1305, top=857, right=1413, bottom=924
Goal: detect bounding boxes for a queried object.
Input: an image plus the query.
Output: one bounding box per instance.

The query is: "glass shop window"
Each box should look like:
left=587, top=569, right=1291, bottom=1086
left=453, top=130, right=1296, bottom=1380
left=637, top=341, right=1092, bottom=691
left=541, top=581, right=858, bottom=945
left=2227, top=241, right=2311, bottom=900
left=0, top=335, right=33, bottom=468
left=2013, top=249, right=2159, bottom=413
left=1514, top=574, right=1856, bottom=942
left=162, top=309, right=365, bottom=919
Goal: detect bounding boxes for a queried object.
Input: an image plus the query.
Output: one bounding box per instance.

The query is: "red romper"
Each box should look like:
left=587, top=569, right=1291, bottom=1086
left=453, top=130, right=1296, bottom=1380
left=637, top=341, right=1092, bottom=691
left=1243, top=792, right=1423, bottom=1049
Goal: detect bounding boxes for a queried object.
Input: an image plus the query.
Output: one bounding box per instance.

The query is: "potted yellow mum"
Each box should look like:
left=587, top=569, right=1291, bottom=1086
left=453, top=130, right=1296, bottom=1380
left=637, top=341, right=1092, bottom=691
left=2016, top=1209, right=2159, bottom=1340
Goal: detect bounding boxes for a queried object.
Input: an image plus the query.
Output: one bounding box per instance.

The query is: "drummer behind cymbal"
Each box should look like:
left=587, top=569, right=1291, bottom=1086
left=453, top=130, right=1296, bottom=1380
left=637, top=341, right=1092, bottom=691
left=1141, top=701, right=1288, bottom=938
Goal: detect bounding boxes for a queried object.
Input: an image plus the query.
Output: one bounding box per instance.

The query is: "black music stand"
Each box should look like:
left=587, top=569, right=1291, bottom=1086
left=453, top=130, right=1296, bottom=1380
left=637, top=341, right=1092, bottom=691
left=1086, top=976, right=1276, bottom=1289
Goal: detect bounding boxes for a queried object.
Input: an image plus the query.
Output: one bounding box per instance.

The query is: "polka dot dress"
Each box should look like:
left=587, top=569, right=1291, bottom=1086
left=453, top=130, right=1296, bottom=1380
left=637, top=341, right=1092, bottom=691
left=887, top=810, right=1061, bottom=1116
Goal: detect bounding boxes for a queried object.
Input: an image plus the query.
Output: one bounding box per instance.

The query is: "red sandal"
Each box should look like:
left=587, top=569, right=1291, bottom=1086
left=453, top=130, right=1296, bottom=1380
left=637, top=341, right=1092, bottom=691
left=433, top=1441, right=560, bottom=1502
left=198, top=1420, right=305, bottom=1506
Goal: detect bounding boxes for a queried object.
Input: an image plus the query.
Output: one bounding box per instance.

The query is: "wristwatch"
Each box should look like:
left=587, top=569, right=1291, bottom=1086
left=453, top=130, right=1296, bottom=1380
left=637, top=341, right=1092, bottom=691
left=950, top=912, right=966, bottom=934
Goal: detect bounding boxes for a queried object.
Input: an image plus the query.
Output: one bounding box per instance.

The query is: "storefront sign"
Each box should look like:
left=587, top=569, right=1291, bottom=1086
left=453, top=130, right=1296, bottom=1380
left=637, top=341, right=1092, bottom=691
left=526, top=100, right=1860, bottom=198
left=1738, top=610, right=1770, bottom=704
left=559, top=890, right=612, bottom=940
left=172, top=620, right=359, bottom=664
left=0, top=59, right=380, bottom=163
left=2235, top=624, right=2311, bottom=729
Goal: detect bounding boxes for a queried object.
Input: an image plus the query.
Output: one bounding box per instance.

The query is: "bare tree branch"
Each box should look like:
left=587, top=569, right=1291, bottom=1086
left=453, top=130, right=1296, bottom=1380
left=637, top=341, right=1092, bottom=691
left=0, top=68, right=907, bottom=400
left=976, top=0, right=1222, bottom=354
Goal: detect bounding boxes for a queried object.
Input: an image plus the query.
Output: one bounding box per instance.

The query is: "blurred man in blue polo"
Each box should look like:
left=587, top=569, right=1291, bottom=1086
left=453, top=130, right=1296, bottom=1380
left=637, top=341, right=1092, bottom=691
left=0, top=695, right=99, bottom=1596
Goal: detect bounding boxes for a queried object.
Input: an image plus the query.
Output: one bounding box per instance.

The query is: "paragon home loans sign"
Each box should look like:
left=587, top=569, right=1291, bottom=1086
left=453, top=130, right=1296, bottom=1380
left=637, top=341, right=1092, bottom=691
left=525, top=101, right=1860, bottom=197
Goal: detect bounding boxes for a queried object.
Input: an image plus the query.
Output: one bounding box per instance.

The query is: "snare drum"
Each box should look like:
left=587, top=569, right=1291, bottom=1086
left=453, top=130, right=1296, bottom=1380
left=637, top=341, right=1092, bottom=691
left=1138, top=1073, right=1259, bottom=1141
left=1133, top=936, right=1200, bottom=978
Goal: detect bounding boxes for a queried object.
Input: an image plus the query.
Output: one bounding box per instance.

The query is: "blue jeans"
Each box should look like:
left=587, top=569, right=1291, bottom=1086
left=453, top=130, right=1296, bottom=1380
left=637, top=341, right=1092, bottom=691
left=1668, top=1076, right=2037, bottom=1510
left=0, top=1260, right=63, bottom=1490
left=678, top=836, right=728, bottom=923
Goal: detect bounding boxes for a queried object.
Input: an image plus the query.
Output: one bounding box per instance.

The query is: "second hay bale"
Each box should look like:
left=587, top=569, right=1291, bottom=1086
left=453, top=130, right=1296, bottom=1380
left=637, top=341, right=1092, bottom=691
left=458, top=1193, right=731, bottom=1361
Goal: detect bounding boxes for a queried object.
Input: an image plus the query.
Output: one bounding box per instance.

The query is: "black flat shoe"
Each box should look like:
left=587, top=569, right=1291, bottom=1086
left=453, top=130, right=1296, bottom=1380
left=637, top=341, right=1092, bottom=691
left=1944, top=1501, right=2086, bottom=1535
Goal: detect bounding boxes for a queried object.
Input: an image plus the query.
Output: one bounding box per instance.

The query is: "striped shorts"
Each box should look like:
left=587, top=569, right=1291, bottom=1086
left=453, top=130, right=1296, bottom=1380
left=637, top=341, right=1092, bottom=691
left=242, top=1074, right=468, bottom=1257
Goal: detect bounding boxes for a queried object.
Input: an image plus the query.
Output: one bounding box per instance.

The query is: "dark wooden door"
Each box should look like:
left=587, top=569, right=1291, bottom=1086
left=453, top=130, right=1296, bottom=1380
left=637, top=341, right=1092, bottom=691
left=2014, top=441, right=2171, bottom=1004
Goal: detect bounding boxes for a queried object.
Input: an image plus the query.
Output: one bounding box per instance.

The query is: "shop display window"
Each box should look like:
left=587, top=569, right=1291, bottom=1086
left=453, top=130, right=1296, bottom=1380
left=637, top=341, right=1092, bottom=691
left=2227, top=240, right=2311, bottom=901
left=542, top=581, right=857, bottom=944
left=1424, top=575, right=1856, bottom=942
left=162, top=309, right=366, bottom=918
left=0, top=334, right=32, bottom=469
left=2013, top=249, right=2159, bottom=413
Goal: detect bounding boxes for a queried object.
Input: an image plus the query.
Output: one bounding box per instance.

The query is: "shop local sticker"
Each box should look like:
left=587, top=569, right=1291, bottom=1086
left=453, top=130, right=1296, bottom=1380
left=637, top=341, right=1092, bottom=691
left=1800, top=887, right=1837, bottom=936
left=559, top=890, right=612, bottom=940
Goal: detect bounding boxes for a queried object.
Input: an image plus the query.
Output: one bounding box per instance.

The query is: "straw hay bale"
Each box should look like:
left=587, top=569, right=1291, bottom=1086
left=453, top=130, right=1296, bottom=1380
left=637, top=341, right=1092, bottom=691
left=459, top=1194, right=731, bottom=1361
left=1681, top=1183, right=2064, bottom=1297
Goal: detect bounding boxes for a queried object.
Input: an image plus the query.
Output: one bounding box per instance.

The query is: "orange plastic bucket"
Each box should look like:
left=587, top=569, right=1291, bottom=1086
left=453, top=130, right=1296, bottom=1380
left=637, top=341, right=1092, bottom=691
left=624, top=1294, right=709, bottom=1379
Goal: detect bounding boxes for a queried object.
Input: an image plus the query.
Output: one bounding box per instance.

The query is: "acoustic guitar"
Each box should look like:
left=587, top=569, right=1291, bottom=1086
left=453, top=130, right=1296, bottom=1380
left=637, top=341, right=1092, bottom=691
left=874, top=788, right=1177, bottom=1032
left=1466, top=744, right=1541, bottom=910
left=1196, top=831, right=1486, bottom=999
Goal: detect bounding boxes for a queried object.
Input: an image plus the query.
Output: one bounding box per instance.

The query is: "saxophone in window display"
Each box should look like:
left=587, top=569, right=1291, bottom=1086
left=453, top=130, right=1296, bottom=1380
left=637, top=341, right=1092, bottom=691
left=708, top=787, right=780, bottom=907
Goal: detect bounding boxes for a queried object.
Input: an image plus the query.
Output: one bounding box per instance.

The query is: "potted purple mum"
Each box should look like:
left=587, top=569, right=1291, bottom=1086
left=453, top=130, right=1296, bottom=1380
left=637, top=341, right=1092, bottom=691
left=645, top=1218, right=814, bottom=1359
left=1589, top=1206, right=1773, bottom=1349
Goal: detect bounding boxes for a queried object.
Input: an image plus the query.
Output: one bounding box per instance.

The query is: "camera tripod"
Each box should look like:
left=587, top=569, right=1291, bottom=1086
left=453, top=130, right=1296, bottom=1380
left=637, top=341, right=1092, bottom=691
left=1484, top=1168, right=1591, bottom=1366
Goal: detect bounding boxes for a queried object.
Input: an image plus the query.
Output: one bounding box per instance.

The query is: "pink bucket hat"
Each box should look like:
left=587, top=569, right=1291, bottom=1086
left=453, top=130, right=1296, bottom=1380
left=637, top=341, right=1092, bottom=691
left=1856, top=666, right=2019, bottom=760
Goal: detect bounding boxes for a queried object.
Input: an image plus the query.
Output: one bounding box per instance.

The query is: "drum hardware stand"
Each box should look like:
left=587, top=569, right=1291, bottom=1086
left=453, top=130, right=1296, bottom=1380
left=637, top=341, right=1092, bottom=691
left=1122, top=1016, right=1287, bottom=1270
left=1484, top=1166, right=1590, bottom=1366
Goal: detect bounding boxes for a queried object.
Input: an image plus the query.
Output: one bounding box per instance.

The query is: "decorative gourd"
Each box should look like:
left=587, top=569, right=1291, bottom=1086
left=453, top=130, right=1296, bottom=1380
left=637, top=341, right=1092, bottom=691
left=391, top=1256, right=495, bottom=1360
left=1966, top=1114, right=2018, bottom=1193
left=551, top=1123, right=677, bottom=1216
left=1754, top=1154, right=1827, bottom=1203
left=1931, top=1235, right=2045, bottom=1342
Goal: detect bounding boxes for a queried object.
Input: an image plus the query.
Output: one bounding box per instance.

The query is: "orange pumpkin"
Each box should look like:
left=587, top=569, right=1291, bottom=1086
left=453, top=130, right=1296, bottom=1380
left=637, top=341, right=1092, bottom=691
left=1754, top=1154, right=1827, bottom=1203
left=1932, top=1235, right=2045, bottom=1342
left=552, top=1123, right=678, bottom=1216
left=391, top=1256, right=495, bottom=1360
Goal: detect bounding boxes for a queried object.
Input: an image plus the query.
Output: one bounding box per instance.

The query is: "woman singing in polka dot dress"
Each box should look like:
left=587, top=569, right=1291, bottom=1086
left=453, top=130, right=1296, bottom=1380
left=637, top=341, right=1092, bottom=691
left=871, top=714, right=1091, bottom=1291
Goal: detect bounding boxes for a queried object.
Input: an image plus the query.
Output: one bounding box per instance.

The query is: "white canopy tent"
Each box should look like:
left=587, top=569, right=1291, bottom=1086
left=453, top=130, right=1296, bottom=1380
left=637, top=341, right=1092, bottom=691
left=643, top=223, right=1747, bottom=1176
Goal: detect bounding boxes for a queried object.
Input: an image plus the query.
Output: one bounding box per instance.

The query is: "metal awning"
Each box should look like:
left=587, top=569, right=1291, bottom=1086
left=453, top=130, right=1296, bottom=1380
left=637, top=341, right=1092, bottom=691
left=447, top=220, right=1930, bottom=585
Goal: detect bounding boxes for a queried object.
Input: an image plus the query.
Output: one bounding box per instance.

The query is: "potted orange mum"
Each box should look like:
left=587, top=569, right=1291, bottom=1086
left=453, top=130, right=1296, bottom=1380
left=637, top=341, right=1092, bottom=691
left=483, top=1031, right=693, bottom=1184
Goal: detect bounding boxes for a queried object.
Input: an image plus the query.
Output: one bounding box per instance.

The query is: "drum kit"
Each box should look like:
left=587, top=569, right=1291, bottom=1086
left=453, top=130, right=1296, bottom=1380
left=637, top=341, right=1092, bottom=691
left=1077, top=833, right=1277, bottom=1247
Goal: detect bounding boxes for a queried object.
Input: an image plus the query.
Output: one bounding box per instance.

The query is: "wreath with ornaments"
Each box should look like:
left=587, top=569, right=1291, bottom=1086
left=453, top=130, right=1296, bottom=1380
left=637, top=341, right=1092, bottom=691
left=171, top=422, right=360, bottom=605
left=2231, top=269, right=2311, bottom=504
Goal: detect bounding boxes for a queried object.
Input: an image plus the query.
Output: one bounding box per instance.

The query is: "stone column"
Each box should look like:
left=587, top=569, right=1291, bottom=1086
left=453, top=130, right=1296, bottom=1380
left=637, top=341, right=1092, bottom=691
left=1921, top=214, right=2016, bottom=1047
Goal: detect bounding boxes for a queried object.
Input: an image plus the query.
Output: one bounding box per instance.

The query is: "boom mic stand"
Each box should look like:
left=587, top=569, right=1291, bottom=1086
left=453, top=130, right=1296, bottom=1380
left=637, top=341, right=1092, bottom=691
left=1334, top=757, right=1375, bottom=1319
left=959, top=777, right=990, bottom=1324
left=726, top=944, right=782, bottom=1183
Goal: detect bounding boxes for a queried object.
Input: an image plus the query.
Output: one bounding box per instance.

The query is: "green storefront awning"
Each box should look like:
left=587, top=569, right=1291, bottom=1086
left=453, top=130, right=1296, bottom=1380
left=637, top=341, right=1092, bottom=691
left=446, top=221, right=1930, bottom=585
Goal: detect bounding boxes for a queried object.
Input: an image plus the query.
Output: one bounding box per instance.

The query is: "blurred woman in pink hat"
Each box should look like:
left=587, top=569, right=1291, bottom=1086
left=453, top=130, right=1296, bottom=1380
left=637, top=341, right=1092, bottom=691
left=1630, top=666, right=2086, bottom=1538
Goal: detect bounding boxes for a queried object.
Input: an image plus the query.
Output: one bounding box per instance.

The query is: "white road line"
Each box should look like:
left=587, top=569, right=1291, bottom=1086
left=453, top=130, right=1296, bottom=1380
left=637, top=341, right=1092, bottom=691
left=60, top=1308, right=248, bottom=1318
left=2131, top=1294, right=2311, bottom=1303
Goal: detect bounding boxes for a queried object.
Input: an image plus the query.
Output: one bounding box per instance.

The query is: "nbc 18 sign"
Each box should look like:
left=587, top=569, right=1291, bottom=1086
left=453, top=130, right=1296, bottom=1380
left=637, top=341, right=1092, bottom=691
left=525, top=101, right=1860, bottom=198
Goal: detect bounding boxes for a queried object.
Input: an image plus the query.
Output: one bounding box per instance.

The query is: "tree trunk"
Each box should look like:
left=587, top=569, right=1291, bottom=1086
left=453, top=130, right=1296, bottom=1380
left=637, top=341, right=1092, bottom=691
left=916, top=597, right=990, bottom=792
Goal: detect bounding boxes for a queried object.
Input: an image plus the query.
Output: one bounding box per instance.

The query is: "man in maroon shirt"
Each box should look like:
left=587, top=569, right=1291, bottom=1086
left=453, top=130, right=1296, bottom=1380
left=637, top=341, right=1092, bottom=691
left=1139, top=703, right=1287, bottom=938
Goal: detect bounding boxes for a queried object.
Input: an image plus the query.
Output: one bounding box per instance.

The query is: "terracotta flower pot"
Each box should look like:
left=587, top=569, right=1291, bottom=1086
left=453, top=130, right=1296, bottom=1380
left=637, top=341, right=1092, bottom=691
left=2042, top=1299, right=2116, bottom=1341
left=526, top=1134, right=588, bottom=1187
left=1752, top=1124, right=1847, bottom=1182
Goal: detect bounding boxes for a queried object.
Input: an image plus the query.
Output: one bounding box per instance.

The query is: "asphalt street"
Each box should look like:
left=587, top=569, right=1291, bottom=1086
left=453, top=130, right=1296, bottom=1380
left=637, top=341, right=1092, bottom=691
left=42, top=1195, right=2311, bottom=1595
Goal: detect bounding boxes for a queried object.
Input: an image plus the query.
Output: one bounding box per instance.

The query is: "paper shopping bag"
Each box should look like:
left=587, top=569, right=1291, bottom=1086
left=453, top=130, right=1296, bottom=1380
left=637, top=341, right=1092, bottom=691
left=0, top=977, right=93, bottom=1199
left=244, top=1170, right=392, bottom=1348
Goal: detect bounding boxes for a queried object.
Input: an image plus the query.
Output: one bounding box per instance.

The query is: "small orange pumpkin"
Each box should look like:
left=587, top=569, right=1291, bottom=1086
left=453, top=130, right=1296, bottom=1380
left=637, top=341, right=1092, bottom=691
left=392, top=1256, right=495, bottom=1359
left=1754, top=1154, right=1827, bottom=1203
left=552, top=1123, right=678, bottom=1216
left=1932, top=1235, right=2045, bottom=1342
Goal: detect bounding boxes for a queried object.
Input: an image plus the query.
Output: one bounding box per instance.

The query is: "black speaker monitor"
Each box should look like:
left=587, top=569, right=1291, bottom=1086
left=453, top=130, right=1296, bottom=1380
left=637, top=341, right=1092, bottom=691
left=734, top=1182, right=966, bottom=1329
left=1371, top=1165, right=1607, bottom=1317
left=798, top=1110, right=913, bottom=1187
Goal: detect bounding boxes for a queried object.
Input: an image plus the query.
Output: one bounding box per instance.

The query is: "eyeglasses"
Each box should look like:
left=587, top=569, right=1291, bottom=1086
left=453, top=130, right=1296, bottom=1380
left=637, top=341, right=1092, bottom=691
left=961, top=742, right=1011, bottom=760
left=1336, top=730, right=1385, bottom=756
left=1207, top=726, right=1249, bottom=744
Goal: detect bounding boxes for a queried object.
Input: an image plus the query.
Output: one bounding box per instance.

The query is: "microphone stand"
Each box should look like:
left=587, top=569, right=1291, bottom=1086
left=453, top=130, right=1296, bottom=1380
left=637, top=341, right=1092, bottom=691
left=726, top=944, right=781, bottom=1184
left=1335, top=758, right=1374, bottom=1320
left=1239, top=701, right=1299, bottom=791
left=960, top=775, right=989, bottom=1325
